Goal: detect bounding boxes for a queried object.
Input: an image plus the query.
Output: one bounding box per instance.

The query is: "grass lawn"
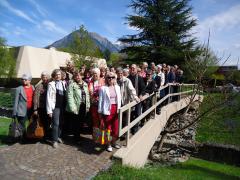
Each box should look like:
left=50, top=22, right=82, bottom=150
left=95, top=158, right=240, bottom=180
left=196, top=93, right=240, bottom=146
left=0, top=91, right=13, bottom=108
left=0, top=117, right=11, bottom=145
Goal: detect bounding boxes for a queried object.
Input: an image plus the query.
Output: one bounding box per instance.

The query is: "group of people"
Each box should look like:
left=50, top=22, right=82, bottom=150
left=12, top=61, right=184, bottom=152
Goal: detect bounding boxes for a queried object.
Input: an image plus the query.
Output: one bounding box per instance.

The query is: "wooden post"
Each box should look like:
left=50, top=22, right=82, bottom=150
left=126, top=107, right=131, bottom=147
left=179, top=84, right=182, bottom=101
left=118, top=109, right=122, bottom=137
left=168, top=84, right=171, bottom=104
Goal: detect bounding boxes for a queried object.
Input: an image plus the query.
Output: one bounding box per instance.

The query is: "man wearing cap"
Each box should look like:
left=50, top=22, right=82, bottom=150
left=13, top=74, right=35, bottom=137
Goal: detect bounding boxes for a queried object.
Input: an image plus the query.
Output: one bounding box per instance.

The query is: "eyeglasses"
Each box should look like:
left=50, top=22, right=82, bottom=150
left=21, top=79, right=28, bottom=81
left=146, top=74, right=151, bottom=76
left=107, top=76, right=115, bottom=79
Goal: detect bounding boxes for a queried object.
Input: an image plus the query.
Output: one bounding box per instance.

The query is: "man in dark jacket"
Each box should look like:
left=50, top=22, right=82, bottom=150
left=128, top=64, right=146, bottom=134
left=142, top=70, right=156, bottom=123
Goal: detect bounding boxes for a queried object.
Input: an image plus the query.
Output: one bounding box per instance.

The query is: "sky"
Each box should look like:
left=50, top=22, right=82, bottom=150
left=0, top=0, right=240, bottom=68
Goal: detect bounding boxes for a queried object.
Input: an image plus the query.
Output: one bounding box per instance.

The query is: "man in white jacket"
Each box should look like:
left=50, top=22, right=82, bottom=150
left=116, top=67, right=140, bottom=129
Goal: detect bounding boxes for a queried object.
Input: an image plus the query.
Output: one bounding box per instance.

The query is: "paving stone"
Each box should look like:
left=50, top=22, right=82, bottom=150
left=0, top=134, right=114, bottom=179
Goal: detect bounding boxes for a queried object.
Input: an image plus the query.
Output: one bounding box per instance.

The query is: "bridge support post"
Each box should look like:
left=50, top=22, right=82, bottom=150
left=126, top=107, right=131, bottom=147
left=168, top=85, right=171, bottom=104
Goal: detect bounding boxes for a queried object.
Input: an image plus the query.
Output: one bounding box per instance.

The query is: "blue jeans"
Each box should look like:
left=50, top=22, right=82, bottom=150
left=52, top=108, right=63, bottom=142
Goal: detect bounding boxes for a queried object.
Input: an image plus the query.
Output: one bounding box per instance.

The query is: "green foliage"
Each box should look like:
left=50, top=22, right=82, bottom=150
left=0, top=37, right=16, bottom=78
left=107, top=53, right=125, bottom=66
left=103, top=49, right=111, bottom=61
left=197, top=93, right=240, bottom=146
left=232, top=70, right=240, bottom=85
left=95, top=158, right=240, bottom=179
left=59, top=25, right=104, bottom=68
left=0, top=117, right=11, bottom=145
left=120, top=0, right=198, bottom=65
left=225, top=70, right=240, bottom=85
left=0, top=92, right=13, bottom=108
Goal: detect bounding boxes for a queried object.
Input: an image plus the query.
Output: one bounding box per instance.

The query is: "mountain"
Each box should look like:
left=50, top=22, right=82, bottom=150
left=48, top=30, right=121, bottom=53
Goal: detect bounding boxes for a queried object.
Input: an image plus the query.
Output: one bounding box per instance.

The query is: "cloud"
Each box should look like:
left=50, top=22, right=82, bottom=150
left=42, top=20, right=67, bottom=35
left=0, top=27, right=9, bottom=36
left=195, top=4, right=240, bottom=38
left=26, top=0, right=47, bottom=17
left=0, top=0, right=36, bottom=24
left=126, top=24, right=140, bottom=31
left=234, top=43, right=240, bottom=49
left=14, top=27, right=26, bottom=36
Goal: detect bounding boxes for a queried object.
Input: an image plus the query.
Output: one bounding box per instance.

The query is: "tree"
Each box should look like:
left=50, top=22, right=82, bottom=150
left=120, top=0, right=198, bottom=65
left=62, top=25, right=104, bottom=68
left=0, top=37, right=16, bottom=79
left=107, top=52, right=127, bottom=66
left=103, top=49, right=111, bottom=61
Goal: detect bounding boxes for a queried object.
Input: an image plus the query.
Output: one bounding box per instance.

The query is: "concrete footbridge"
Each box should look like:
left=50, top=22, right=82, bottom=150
left=114, top=83, right=203, bottom=167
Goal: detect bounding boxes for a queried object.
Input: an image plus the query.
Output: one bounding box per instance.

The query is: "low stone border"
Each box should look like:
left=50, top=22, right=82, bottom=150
left=0, top=107, right=12, bottom=118
left=194, top=142, right=240, bottom=167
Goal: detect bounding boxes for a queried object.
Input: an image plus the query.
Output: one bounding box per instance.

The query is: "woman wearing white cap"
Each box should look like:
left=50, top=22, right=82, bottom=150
left=13, top=74, right=35, bottom=137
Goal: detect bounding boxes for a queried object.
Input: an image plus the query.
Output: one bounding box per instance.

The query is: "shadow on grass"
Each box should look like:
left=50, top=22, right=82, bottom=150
left=172, top=164, right=240, bottom=179
left=0, top=135, right=18, bottom=146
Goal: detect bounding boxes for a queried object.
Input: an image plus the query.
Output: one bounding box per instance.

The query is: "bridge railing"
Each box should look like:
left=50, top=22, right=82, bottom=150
left=118, top=83, right=199, bottom=147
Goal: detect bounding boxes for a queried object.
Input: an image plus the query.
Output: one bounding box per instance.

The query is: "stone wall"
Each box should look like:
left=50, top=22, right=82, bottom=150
left=195, top=143, right=240, bottom=167
left=0, top=107, right=12, bottom=118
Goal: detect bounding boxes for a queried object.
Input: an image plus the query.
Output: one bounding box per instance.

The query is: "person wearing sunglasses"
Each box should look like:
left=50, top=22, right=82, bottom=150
left=98, top=72, right=121, bottom=152
left=13, top=74, right=35, bottom=139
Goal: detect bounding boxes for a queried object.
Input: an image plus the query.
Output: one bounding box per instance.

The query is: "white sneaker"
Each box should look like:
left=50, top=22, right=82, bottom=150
left=58, top=138, right=63, bottom=144
left=107, top=146, right=113, bottom=152
left=53, top=142, right=58, bottom=148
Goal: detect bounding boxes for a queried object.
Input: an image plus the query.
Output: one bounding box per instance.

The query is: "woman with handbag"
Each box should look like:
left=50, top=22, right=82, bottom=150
left=12, top=74, right=35, bottom=139
left=33, top=71, right=50, bottom=140
left=46, top=69, right=66, bottom=148
left=66, top=70, right=90, bottom=142
left=98, top=72, right=121, bottom=152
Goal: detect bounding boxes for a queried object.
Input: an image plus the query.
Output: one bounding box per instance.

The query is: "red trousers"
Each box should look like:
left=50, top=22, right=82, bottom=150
left=103, top=104, right=119, bottom=138
left=90, top=105, right=100, bottom=128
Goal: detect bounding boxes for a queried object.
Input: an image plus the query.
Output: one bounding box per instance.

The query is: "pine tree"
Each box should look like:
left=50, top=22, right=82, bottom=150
left=119, top=0, right=198, bottom=65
